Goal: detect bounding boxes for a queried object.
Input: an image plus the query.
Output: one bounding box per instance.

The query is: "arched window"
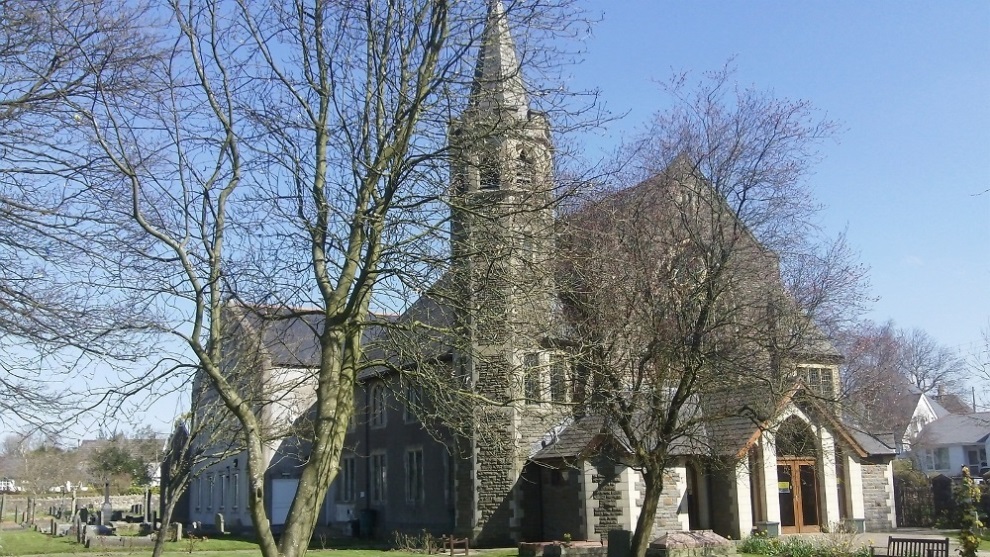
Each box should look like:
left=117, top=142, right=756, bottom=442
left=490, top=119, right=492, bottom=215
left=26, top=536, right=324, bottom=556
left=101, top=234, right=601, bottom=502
left=370, top=382, right=387, bottom=428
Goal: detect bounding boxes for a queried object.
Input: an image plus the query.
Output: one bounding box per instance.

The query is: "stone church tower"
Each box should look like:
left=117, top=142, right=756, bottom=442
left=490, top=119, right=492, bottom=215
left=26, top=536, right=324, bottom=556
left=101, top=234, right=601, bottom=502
left=449, top=0, right=557, bottom=545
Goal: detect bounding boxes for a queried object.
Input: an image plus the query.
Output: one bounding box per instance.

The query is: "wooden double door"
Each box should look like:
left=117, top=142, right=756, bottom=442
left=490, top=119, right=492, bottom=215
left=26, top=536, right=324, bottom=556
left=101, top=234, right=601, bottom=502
left=777, top=458, right=820, bottom=533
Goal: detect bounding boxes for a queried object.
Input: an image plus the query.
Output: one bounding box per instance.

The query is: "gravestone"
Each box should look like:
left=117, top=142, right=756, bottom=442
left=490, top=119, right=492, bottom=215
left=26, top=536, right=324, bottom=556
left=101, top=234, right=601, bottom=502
left=144, top=487, right=152, bottom=523
left=100, top=482, right=112, bottom=526
left=215, top=512, right=225, bottom=534
left=168, top=522, right=182, bottom=542
left=78, top=507, right=89, bottom=525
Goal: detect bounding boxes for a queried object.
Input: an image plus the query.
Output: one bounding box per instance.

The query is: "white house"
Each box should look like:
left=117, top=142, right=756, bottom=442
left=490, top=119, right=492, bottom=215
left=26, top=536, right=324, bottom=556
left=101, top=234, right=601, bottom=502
left=914, top=412, right=990, bottom=477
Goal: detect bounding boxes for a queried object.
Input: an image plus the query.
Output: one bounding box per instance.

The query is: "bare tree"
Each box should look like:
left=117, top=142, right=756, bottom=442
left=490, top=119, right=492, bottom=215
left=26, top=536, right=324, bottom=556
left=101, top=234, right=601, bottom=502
left=2, top=1, right=591, bottom=555
left=840, top=320, right=969, bottom=435
left=558, top=68, right=864, bottom=557
left=0, top=0, right=161, bottom=428
left=898, top=327, right=966, bottom=396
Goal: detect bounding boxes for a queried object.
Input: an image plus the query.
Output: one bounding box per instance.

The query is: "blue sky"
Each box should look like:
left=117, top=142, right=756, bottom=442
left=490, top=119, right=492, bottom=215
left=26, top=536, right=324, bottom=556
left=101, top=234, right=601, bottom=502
left=569, top=1, right=990, bottom=374
left=16, top=2, right=989, bottom=442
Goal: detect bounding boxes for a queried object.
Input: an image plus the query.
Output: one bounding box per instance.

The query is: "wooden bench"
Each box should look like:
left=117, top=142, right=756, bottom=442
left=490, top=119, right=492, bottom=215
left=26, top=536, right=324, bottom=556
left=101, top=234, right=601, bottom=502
left=871, top=536, right=950, bottom=557
left=436, top=536, right=469, bottom=556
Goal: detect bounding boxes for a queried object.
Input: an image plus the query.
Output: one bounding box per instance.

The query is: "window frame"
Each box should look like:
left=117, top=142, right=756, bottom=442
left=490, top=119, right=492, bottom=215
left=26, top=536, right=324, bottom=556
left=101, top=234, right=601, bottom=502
left=370, top=382, right=387, bottom=429
left=370, top=451, right=387, bottom=505
left=405, top=447, right=425, bottom=505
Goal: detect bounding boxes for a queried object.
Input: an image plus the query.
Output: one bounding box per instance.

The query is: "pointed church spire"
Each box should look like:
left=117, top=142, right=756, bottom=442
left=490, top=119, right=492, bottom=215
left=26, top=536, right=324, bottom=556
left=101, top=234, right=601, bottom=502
left=469, top=0, right=529, bottom=120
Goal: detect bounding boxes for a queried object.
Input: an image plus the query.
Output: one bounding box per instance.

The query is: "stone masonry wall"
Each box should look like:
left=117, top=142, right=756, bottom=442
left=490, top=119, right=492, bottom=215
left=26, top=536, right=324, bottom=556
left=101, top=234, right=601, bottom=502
left=635, top=467, right=686, bottom=539
left=474, top=406, right=518, bottom=546
left=589, top=458, right=622, bottom=537
left=861, top=460, right=896, bottom=531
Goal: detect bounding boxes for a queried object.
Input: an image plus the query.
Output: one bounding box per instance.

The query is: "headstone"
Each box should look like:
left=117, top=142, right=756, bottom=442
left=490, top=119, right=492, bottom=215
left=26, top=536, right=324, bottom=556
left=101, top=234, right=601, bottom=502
left=145, top=487, right=152, bottom=523
left=75, top=515, right=83, bottom=543
left=169, top=521, right=182, bottom=542
left=608, top=529, right=632, bottom=557
left=78, top=507, right=89, bottom=525
left=100, top=482, right=112, bottom=526
left=14, top=506, right=19, bottom=523
left=215, top=512, right=225, bottom=534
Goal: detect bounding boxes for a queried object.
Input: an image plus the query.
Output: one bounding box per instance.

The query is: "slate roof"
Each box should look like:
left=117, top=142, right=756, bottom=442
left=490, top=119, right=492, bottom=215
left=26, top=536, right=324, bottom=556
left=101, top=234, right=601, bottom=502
left=916, top=412, right=990, bottom=447
left=226, top=303, right=393, bottom=369
left=530, top=383, right=896, bottom=464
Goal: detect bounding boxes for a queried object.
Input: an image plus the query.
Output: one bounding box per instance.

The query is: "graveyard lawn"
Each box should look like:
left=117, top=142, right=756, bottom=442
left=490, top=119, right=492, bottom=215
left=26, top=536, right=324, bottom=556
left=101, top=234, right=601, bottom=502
left=0, top=527, right=520, bottom=557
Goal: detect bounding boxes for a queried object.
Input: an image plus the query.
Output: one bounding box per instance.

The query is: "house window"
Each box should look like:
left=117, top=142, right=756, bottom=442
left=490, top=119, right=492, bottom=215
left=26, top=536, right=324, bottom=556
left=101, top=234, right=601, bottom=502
left=371, top=452, right=387, bottom=505
left=370, top=383, right=387, bottom=428
left=800, top=366, right=835, bottom=399
left=404, top=384, right=422, bottom=424
left=405, top=448, right=425, bottom=505
left=339, top=455, right=356, bottom=502
left=524, top=353, right=542, bottom=404
left=925, top=448, right=949, bottom=470
left=549, top=355, right=569, bottom=403
left=195, top=476, right=202, bottom=510
left=207, top=475, right=215, bottom=509
left=232, top=473, right=239, bottom=510
left=219, top=473, right=225, bottom=509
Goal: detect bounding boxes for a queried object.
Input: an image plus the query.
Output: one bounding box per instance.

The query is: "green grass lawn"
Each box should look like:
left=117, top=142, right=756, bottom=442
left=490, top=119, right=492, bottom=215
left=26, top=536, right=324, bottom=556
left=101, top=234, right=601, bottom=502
left=0, top=526, right=519, bottom=556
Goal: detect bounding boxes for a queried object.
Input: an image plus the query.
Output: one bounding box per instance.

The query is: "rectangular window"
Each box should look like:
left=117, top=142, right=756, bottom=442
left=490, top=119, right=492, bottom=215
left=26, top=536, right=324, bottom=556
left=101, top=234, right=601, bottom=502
left=524, top=353, right=542, bottom=404
left=404, top=384, right=422, bottom=424
left=339, top=455, right=356, bottom=503
left=549, top=356, right=569, bottom=403
left=801, top=366, right=835, bottom=398
left=371, top=452, right=387, bottom=505
left=232, top=473, right=239, bottom=510
left=405, top=448, right=425, bottom=505
left=207, top=475, right=215, bottom=509
left=219, top=474, right=226, bottom=509
left=196, top=476, right=203, bottom=510
left=370, top=383, right=387, bottom=428
left=933, top=447, right=949, bottom=470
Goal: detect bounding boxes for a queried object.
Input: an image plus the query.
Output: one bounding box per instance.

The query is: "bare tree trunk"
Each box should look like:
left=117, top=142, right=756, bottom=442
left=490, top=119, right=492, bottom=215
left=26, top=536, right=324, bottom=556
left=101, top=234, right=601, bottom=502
left=630, top=469, right=664, bottom=557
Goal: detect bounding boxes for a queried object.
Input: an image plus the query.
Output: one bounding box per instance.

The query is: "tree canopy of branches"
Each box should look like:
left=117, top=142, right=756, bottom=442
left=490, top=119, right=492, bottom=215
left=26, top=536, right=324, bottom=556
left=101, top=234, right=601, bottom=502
left=840, top=320, right=969, bottom=433
left=0, top=0, right=162, bottom=428
left=558, top=69, right=866, bottom=557
left=0, top=1, right=591, bottom=555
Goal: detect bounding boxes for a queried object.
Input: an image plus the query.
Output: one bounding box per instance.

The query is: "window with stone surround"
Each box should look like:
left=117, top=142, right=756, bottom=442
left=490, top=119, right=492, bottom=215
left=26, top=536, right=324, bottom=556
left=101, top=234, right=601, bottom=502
left=403, top=383, right=422, bottom=424
left=370, top=382, right=387, bottom=428
left=232, top=473, right=239, bottom=510
left=523, top=352, right=542, bottom=403
left=405, top=447, right=425, bottom=505
left=371, top=451, right=387, bottom=505
left=549, top=355, right=569, bottom=403
left=798, top=366, right=835, bottom=399
left=339, top=454, right=356, bottom=502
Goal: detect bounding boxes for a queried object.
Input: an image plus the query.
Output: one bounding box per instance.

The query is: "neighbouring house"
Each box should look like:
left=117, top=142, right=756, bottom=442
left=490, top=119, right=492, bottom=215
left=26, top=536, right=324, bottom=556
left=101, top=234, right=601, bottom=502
left=884, top=387, right=952, bottom=455
left=913, top=412, right=990, bottom=478
left=189, top=0, right=899, bottom=543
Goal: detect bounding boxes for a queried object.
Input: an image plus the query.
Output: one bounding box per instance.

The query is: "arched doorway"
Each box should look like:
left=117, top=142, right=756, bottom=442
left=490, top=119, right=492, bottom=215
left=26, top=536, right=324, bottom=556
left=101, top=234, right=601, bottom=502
left=776, top=417, right=821, bottom=533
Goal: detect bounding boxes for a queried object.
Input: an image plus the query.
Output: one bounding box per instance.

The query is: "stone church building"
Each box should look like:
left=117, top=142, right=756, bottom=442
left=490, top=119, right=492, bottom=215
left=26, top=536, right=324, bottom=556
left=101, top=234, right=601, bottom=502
left=187, top=1, right=897, bottom=545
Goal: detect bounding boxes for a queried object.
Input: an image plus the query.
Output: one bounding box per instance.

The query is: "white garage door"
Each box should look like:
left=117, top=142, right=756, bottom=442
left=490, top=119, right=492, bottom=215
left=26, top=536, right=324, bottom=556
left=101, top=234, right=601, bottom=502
left=271, top=478, right=299, bottom=526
